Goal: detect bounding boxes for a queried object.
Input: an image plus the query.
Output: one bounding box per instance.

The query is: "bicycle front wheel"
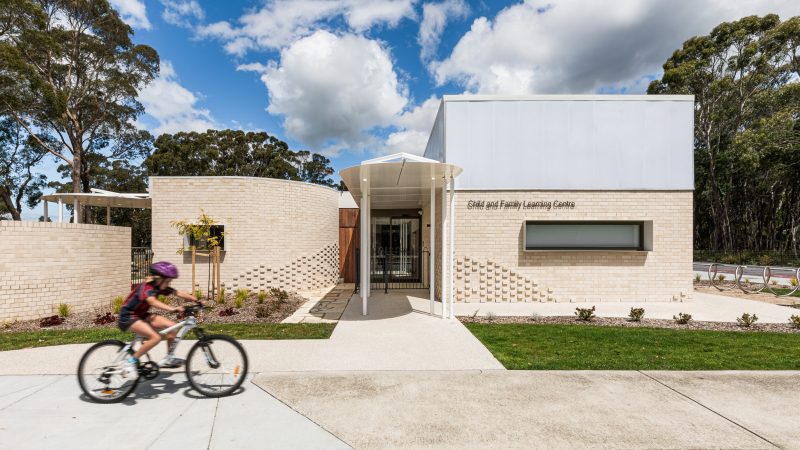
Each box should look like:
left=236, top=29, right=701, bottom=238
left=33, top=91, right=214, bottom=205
left=185, top=335, right=248, bottom=397
left=77, top=340, right=139, bottom=403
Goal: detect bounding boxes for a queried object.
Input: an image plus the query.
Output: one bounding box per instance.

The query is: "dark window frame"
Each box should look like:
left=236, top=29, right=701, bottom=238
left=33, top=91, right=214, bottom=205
left=524, top=220, right=645, bottom=251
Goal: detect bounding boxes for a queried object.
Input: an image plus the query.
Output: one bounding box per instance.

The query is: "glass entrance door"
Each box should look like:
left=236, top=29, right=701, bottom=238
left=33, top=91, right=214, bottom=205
left=371, top=215, right=422, bottom=288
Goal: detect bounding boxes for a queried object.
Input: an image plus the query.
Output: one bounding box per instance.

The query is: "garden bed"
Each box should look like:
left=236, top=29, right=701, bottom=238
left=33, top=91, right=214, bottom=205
left=459, top=315, right=800, bottom=333
left=1, top=288, right=307, bottom=334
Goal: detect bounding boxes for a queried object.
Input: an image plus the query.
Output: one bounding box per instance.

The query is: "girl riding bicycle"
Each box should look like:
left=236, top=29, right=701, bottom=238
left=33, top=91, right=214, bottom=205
left=119, top=261, right=199, bottom=376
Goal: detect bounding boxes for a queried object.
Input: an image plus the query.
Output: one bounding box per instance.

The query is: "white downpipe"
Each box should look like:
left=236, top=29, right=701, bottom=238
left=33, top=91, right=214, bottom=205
left=429, top=176, right=435, bottom=314
left=360, top=186, right=368, bottom=316
left=73, top=199, right=79, bottom=223
left=43, top=201, right=48, bottom=223
left=58, top=198, right=63, bottom=223
left=441, top=175, right=448, bottom=319
left=449, top=176, right=456, bottom=319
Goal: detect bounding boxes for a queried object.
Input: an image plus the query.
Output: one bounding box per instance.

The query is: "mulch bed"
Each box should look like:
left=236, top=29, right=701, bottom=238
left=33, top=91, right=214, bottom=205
left=1, top=290, right=306, bottom=333
left=459, top=315, right=800, bottom=334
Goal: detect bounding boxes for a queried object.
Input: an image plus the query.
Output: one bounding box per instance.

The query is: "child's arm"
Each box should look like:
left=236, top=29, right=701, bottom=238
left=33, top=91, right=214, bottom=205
left=173, top=290, right=199, bottom=303
left=146, top=296, right=184, bottom=313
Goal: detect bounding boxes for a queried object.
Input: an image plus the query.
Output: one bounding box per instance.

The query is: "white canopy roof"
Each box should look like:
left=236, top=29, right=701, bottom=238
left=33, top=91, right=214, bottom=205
left=339, top=153, right=462, bottom=209
left=41, top=188, right=151, bottom=209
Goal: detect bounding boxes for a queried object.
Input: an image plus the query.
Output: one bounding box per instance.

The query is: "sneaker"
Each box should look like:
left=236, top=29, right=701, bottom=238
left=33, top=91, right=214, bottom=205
left=158, top=355, right=184, bottom=368
left=122, top=356, right=139, bottom=378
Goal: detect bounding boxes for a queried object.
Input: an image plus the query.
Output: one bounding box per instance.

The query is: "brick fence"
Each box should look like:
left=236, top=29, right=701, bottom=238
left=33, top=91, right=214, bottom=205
left=0, top=221, right=131, bottom=321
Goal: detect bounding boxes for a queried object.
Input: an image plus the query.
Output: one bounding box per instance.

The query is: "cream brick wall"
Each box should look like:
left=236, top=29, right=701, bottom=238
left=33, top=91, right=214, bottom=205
left=422, top=190, right=692, bottom=303
left=0, top=222, right=130, bottom=321
left=150, top=177, right=339, bottom=294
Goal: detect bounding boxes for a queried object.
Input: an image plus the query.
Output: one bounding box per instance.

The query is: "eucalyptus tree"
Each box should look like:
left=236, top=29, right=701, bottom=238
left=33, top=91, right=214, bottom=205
left=0, top=117, right=48, bottom=220
left=0, top=0, right=159, bottom=196
left=649, top=14, right=800, bottom=254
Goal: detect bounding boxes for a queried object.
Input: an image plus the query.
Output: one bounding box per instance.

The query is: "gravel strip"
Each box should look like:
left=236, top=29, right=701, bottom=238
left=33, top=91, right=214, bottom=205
left=459, top=315, right=800, bottom=333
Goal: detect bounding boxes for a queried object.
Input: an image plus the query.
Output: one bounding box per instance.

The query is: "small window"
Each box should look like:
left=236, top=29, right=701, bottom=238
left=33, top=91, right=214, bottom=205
left=524, top=221, right=645, bottom=251
left=184, top=225, right=225, bottom=251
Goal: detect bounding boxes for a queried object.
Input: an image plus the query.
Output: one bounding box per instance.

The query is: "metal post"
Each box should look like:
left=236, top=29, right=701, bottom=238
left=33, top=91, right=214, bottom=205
left=43, top=201, right=48, bottom=222
left=58, top=198, right=63, bottom=223
left=441, top=175, right=447, bottom=319
left=106, top=206, right=111, bottom=225
left=449, top=175, right=456, bottom=319
left=360, top=183, right=368, bottom=316
left=429, top=176, right=435, bottom=315
left=73, top=199, right=79, bottom=223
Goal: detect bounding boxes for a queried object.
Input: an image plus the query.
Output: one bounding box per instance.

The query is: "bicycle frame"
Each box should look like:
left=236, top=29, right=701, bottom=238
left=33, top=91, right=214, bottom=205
left=118, top=314, right=221, bottom=369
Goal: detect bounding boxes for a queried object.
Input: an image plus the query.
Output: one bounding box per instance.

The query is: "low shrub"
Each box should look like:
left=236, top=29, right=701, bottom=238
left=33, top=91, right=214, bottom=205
left=485, top=311, right=496, bottom=322
left=528, top=312, right=542, bottom=322
left=218, top=307, right=238, bottom=317
left=57, top=303, right=71, bottom=318
left=39, top=315, right=64, bottom=327
left=628, top=307, right=645, bottom=322
left=194, top=288, right=203, bottom=300
left=257, top=290, right=268, bottom=304
left=791, top=277, right=799, bottom=287
left=789, top=315, right=800, bottom=329
left=93, top=313, right=116, bottom=325
left=216, top=284, right=226, bottom=304
left=234, top=288, right=249, bottom=306
left=695, top=273, right=701, bottom=283
left=269, top=287, right=289, bottom=302
left=718, top=274, right=726, bottom=282
left=574, top=306, right=596, bottom=321
left=255, top=304, right=272, bottom=318
left=737, top=313, right=758, bottom=327
left=234, top=295, right=245, bottom=309
left=158, top=294, right=170, bottom=305
left=112, top=296, right=125, bottom=314
left=673, top=312, right=692, bottom=324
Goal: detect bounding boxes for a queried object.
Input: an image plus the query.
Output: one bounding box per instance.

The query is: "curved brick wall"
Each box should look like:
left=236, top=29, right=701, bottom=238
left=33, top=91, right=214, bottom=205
left=150, top=177, right=339, bottom=294
left=0, top=222, right=130, bottom=321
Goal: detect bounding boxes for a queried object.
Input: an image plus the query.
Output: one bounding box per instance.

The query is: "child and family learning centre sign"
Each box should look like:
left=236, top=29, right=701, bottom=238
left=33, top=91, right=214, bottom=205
left=466, top=200, right=576, bottom=211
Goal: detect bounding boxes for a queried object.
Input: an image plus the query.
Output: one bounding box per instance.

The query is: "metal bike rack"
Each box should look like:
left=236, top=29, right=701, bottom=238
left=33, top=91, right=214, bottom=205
left=706, top=263, right=799, bottom=297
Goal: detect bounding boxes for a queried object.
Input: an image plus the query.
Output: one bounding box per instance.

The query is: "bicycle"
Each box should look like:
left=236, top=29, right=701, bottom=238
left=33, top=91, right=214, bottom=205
left=77, top=304, right=248, bottom=403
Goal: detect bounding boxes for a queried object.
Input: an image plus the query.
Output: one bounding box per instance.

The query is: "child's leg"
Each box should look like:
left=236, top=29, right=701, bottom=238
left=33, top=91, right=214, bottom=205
left=128, top=320, right=161, bottom=359
left=147, top=315, right=178, bottom=354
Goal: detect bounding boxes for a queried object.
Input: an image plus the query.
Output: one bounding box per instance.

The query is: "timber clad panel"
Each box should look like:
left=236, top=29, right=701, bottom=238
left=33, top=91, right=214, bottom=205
left=339, top=208, right=359, bottom=282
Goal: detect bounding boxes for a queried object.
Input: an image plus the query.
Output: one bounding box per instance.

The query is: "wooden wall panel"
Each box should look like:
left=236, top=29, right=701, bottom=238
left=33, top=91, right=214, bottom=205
left=339, top=208, right=360, bottom=282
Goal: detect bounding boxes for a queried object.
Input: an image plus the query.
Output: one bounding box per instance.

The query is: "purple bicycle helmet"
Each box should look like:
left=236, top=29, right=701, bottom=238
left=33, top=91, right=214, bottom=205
left=150, top=261, right=179, bottom=279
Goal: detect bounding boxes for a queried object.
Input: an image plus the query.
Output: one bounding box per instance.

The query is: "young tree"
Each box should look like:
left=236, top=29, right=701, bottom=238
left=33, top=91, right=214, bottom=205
left=0, top=0, right=159, bottom=196
left=0, top=117, right=48, bottom=220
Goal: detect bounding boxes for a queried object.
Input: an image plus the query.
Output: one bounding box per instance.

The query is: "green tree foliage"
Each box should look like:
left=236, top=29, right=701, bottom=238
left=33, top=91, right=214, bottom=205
left=649, top=15, right=800, bottom=253
left=146, top=130, right=336, bottom=187
left=0, top=117, right=49, bottom=220
left=0, top=0, right=159, bottom=195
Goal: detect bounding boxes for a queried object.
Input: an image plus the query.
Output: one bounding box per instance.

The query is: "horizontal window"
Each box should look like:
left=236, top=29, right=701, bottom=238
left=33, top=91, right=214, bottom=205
left=524, top=221, right=645, bottom=251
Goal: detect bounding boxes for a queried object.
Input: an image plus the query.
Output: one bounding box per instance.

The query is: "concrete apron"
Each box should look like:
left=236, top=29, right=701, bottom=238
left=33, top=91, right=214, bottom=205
left=253, top=370, right=800, bottom=450
left=0, top=290, right=503, bottom=375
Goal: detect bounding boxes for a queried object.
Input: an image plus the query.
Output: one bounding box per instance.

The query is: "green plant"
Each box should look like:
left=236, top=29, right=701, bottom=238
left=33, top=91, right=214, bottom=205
left=234, top=294, right=245, bottom=309
left=171, top=209, right=224, bottom=254
left=695, top=273, right=701, bottom=282
left=255, top=304, right=273, bottom=318
left=737, top=313, right=759, bottom=327
left=269, top=287, right=289, bottom=302
left=485, top=311, right=496, bottom=322
left=158, top=294, right=170, bottom=305
left=789, top=315, right=800, bottom=329
left=673, top=312, right=692, bottom=324
left=234, top=288, right=249, bottom=306
left=574, top=306, right=596, bottom=321
left=628, top=307, right=645, bottom=322
left=217, top=284, right=226, bottom=304
left=111, top=296, right=124, bottom=314
left=718, top=274, right=726, bottom=282
left=528, top=312, right=542, bottom=322
left=257, top=290, right=268, bottom=304
left=194, top=288, right=203, bottom=300
left=57, top=303, right=71, bottom=318
left=791, top=277, right=799, bottom=287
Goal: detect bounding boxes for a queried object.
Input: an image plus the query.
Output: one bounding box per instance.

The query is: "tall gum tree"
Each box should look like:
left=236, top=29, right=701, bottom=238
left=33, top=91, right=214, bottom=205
left=0, top=0, right=159, bottom=195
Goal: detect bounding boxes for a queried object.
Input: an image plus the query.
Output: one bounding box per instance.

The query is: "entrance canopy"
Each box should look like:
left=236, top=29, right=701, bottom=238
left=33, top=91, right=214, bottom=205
left=340, top=153, right=462, bottom=209
left=41, top=188, right=151, bottom=209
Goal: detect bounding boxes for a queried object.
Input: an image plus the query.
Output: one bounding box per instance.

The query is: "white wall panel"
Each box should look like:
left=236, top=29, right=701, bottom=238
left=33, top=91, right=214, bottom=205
left=423, top=102, right=445, bottom=161
left=443, top=97, right=694, bottom=190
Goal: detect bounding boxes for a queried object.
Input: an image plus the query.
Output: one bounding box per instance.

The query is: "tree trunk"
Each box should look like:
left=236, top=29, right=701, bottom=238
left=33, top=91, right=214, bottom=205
left=0, top=187, right=21, bottom=220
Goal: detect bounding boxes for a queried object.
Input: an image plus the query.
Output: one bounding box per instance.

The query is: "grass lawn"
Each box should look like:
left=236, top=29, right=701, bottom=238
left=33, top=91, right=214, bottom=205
left=464, top=323, right=800, bottom=370
left=0, top=323, right=336, bottom=352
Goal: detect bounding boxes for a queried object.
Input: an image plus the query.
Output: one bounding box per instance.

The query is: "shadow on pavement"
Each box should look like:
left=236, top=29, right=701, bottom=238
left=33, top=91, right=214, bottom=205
left=78, top=370, right=246, bottom=405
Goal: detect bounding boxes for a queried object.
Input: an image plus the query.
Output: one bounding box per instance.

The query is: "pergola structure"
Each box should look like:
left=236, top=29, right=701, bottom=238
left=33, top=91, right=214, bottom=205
left=340, top=153, right=463, bottom=319
left=40, top=188, right=151, bottom=224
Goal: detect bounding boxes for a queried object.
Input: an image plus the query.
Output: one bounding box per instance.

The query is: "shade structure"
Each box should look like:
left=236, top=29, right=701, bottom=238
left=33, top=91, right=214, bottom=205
left=40, top=189, right=151, bottom=209
left=339, top=153, right=462, bottom=209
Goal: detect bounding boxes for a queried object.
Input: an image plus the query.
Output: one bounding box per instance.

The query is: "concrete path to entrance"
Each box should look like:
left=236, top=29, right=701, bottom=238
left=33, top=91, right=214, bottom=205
left=0, top=374, right=350, bottom=450
left=0, top=290, right=502, bottom=375
left=254, top=370, right=800, bottom=450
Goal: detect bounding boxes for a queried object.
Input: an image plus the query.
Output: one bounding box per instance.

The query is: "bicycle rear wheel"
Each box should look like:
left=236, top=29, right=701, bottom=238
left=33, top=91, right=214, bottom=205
left=185, top=335, right=248, bottom=397
left=77, top=340, right=139, bottom=403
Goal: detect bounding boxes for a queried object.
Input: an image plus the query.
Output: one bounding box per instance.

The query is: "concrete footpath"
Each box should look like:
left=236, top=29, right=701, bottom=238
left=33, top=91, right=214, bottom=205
left=254, top=370, right=800, bottom=450
left=0, top=373, right=350, bottom=450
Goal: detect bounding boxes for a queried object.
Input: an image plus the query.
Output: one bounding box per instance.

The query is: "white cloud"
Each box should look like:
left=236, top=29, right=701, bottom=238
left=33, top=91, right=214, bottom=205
left=418, top=0, right=469, bottom=61
left=161, top=0, right=205, bottom=28
left=383, top=95, right=441, bottom=155
left=138, top=61, right=217, bottom=135
left=109, top=0, right=151, bottom=30
left=242, top=30, right=408, bottom=150
left=432, top=0, right=798, bottom=94
left=197, top=0, right=416, bottom=56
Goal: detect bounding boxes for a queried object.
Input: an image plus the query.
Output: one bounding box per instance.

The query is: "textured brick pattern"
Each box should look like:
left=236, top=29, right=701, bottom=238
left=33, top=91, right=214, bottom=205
left=150, top=177, right=339, bottom=294
left=423, top=190, right=692, bottom=303
left=231, top=243, right=340, bottom=292
left=0, top=222, right=130, bottom=321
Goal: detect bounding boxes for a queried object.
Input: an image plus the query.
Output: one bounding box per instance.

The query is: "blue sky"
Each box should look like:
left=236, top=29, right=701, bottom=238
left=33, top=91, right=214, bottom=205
left=25, top=0, right=796, bottom=219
